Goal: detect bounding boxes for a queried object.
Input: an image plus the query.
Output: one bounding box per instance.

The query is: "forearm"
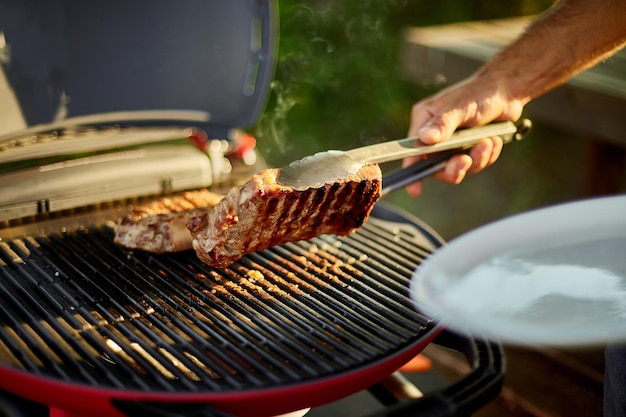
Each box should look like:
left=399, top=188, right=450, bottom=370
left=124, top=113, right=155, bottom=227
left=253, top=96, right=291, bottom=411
left=477, top=0, right=626, bottom=105
left=404, top=0, right=626, bottom=196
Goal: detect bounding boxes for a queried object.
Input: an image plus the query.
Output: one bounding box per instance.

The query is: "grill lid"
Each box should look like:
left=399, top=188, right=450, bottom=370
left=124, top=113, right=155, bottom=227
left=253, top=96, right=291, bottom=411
left=0, top=0, right=277, bottom=223
left=0, top=0, right=277, bottom=139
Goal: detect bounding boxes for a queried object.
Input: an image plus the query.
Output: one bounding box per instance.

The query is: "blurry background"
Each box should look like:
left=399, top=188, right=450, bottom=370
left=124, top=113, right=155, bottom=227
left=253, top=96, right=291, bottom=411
left=250, top=0, right=596, bottom=240
left=251, top=3, right=624, bottom=415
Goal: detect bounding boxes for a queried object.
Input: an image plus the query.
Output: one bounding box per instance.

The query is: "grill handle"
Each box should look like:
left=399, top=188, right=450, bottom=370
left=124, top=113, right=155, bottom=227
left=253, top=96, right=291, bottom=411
left=366, top=329, right=505, bottom=417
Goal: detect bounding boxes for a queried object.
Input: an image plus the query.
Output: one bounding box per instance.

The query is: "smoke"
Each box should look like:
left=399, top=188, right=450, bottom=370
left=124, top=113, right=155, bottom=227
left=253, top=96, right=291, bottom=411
left=254, top=80, right=297, bottom=162
left=251, top=0, right=428, bottom=167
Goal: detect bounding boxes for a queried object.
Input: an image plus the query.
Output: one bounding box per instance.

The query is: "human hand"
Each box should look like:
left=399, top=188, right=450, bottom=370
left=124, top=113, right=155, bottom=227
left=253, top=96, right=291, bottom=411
left=403, top=75, right=525, bottom=197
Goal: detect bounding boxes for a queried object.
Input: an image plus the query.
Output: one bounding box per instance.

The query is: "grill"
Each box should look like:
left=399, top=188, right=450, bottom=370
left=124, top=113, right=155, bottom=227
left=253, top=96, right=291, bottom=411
left=0, top=201, right=506, bottom=417
left=0, top=205, right=439, bottom=392
left=0, top=203, right=468, bottom=417
left=0, top=1, right=505, bottom=416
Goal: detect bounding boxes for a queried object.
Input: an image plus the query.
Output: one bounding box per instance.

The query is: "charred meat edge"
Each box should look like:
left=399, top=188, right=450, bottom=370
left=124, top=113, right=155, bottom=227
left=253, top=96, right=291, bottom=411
left=187, top=164, right=382, bottom=268
left=114, top=189, right=224, bottom=253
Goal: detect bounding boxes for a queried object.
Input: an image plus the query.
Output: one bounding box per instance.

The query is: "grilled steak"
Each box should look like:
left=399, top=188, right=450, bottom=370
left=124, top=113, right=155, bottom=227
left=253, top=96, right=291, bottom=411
left=114, top=189, right=224, bottom=253
left=187, top=164, right=382, bottom=268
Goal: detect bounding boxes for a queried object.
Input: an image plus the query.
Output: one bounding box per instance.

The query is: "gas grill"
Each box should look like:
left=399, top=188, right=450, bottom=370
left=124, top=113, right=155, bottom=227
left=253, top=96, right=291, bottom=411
left=0, top=1, right=504, bottom=416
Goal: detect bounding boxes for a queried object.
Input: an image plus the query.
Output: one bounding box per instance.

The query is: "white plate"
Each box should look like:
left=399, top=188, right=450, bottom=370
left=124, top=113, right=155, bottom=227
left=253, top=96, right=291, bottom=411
left=410, top=195, right=626, bottom=346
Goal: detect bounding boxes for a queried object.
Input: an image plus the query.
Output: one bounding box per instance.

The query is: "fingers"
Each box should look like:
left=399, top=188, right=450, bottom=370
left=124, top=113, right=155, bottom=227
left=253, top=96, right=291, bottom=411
left=403, top=78, right=520, bottom=197
left=405, top=180, right=423, bottom=198
left=409, top=103, right=460, bottom=145
left=401, top=154, right=425, bottom=197
left=467, top=136, right=503, bottom=174
left=400, top=136, right=503, bottom=196
left=433, top=154, right=473, bottom=184
left=429, top=137, right=504, bottom=184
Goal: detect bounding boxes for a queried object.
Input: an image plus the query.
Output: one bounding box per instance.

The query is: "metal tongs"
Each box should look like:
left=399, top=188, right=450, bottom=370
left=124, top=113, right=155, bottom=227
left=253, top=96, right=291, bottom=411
left=277, top=119, right=532, bottom=193
left=382, top=118, right=531, bottom=195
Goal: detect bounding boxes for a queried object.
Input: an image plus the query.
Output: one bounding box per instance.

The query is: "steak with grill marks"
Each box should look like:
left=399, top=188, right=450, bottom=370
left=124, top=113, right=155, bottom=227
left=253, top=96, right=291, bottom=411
left=114, top=189, right=224, bottom=253
left=186, top=164, right=382, bottom=268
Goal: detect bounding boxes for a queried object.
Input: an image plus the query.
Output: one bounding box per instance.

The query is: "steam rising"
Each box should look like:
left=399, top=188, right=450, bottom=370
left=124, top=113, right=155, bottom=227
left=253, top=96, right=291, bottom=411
left=252, top=0, right=431, bottom=168
left=254, top=80, right=297, bottom=159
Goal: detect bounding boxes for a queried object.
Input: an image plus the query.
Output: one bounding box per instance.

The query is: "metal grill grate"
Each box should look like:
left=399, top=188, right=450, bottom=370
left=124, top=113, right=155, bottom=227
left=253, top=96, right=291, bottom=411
left=0, top=208, right=439, bottom=393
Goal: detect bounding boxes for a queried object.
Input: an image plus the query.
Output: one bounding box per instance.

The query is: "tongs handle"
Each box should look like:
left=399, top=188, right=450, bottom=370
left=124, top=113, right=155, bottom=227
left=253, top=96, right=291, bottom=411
left=381, top=119, right=531, bottom=196
left=381, top=151, right=453, bottom=196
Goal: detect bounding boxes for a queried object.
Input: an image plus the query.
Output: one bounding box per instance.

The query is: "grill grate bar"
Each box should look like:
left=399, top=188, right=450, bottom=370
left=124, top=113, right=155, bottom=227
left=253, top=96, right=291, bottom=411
left=147, top=231, right=416, bottom=365
left=6, top=235, right=167, bottom=389
left=230, top=254, right=387, bottom=361
left=0, top=271, right=63, bottom=373
left=0, top=215, right=439, bottom=392
left=85, top=226, right=354, bottom=387
left=0, top=252, right=103, bottom=385
left=347, top=226, right=432, bottom=272
left=330, top=233, right=420, bottom=294
left=64, top=229, right=267, bottom=389
left=301, top=227, right=429, bottom=310
left=262, top=240, right=422, bottom=342
left=139, top=251, right=332, bottom=383
left=335, top=233, right=431, bottom=296
left=16, top=231, right=224, bottom=390
left=253, top=245, right=413, bottom=348
left=239, top=251, right=391, bottom=357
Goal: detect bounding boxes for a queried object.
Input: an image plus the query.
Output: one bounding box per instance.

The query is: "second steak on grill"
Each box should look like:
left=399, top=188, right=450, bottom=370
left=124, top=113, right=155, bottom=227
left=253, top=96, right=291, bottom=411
left=187, top=164, right=382, bottom=268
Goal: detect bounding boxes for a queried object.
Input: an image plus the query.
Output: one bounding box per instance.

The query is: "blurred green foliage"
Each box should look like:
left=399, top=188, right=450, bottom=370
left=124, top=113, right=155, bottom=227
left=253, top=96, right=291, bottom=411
left=252, top=0, right=552, bottom=167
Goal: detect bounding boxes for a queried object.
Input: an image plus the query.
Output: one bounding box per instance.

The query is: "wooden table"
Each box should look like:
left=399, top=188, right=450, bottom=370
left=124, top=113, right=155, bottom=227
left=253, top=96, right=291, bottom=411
left=400, top=16, right=626, bottom=196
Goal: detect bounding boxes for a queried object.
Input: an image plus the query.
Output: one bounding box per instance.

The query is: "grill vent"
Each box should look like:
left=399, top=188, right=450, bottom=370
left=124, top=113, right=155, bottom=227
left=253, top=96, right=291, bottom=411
left=0, top=212, right=439, bottom=393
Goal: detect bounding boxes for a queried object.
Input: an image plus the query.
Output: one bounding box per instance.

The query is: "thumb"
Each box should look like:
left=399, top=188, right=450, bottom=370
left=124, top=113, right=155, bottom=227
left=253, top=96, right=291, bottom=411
left=417, top=115, right=458, bottom=144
